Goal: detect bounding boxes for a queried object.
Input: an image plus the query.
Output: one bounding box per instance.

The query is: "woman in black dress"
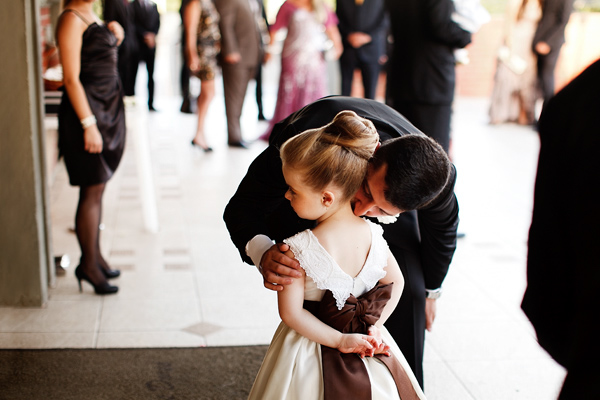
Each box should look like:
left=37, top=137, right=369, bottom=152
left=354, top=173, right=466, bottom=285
left=56, top=0, right=126, bottom=294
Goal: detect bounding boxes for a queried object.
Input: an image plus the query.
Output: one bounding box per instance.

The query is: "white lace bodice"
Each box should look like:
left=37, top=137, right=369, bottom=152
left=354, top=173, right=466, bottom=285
left=283, top=220, right=390, bottom=310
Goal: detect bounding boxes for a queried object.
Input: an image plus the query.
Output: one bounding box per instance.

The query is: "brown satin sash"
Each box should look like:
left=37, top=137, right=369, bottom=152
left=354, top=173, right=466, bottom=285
left=304, top=283, right=420, bottom=400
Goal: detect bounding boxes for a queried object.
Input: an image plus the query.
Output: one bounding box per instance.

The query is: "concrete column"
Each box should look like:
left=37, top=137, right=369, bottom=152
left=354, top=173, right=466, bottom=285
left=0, top=0, right=53, bottom=306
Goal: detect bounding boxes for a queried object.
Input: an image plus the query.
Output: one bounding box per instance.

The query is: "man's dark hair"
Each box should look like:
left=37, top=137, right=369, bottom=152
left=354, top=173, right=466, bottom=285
left=371, top=134, right=451, bottom=211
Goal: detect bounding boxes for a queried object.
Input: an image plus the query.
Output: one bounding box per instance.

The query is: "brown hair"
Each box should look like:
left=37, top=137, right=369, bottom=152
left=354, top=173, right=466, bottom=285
left=280, top=110, right=379, bottom=202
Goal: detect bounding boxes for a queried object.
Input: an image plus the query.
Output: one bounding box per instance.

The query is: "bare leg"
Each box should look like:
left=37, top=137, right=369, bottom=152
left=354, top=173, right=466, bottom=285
left=192, top=78, right=215, bottom=150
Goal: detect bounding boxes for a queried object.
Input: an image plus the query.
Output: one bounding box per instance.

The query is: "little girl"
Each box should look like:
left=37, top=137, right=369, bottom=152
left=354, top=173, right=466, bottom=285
left=248, top=111, right=426, bottom=399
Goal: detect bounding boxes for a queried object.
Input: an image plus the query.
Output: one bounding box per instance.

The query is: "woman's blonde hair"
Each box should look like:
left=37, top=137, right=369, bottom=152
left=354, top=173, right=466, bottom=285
left=311, top=0, right=328, bottom=24
left=280, top=110, right=379, bottom=202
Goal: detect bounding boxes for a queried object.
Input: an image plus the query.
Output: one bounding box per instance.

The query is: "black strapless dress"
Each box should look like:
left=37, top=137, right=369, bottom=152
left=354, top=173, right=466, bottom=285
left=58, top=16, right=126, bottom=186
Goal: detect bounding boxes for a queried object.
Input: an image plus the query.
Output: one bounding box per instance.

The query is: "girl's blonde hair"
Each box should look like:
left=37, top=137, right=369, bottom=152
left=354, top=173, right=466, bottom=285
left=280, top=110, right=379, bottom=202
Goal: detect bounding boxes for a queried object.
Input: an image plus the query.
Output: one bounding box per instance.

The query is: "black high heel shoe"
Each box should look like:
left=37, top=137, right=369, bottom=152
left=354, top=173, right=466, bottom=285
left=75, top=266, right=118, bottom=295
left=100, top=266, right=121, bottom=279
left=191, top=140, right=213, bottom=152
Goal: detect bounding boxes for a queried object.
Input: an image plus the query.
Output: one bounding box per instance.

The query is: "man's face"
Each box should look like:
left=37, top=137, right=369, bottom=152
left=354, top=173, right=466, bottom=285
left=352, top=163, right=403, bottom=217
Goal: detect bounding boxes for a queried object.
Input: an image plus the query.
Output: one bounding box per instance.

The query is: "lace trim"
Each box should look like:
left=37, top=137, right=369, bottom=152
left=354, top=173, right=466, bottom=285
left=285, top=230, right=353, bottom=309
left=283, top=220, right=389, bottom=310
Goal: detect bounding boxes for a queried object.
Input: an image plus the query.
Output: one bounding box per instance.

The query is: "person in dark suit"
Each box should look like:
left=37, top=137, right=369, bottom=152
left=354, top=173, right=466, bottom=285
left=130, top=0, right=160, bottom=111
left=385, top=0, right=471, bottom=154
left=336, top=0, right=389, bottom=100
left=255, top=1, right=269, bottom=121
left=521, top=58, right=600, bottom=400
left=103, top=0, right=137, bottom=97
left=532, top=0, right=575, bottom=110
left=214, top=0, right=266, bottom=147
left=179, top=0, right=195, bottom=114
left=224, top=96, right=459, bottom=388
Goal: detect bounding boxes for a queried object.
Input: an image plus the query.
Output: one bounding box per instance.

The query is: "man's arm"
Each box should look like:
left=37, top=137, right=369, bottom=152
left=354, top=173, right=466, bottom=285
left=417, top=164, right=459, bottom=290
left=416, top=164, right=459, bottom=331
left=223, top=144, right=288, bottom=264
left=533, top=0, right=574, bottom=50
left=425, top=0, right=472, bottom=49
left=214, top=0, right=239, bottom=58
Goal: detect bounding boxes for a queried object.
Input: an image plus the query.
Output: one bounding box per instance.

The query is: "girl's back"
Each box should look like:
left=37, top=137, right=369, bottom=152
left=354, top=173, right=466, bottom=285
left=312, top=215, right=373, bottom=279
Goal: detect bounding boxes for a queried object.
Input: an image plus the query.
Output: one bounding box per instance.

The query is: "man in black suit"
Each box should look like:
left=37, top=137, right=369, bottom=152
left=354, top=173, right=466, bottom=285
left=385, top=0, right=471, bottom=154
left=103, top=0, right=137, bottom=97
left=522, top=58, right=600, bottom=400
left=130, top=0, right=160, bottom=111
left=336, top=0, right=389, bottom=100
left=224, top=96, right=459, bottom=388
left=532, top=0, right=575, bottom=110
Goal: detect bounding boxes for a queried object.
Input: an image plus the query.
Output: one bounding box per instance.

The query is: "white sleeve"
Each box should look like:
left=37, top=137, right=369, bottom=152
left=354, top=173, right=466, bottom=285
left=245, top=234, right=275, bottom=270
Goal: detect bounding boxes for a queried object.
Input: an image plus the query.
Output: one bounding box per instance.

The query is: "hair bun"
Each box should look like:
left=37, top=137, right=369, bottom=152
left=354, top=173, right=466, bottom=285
left=322, top=110, right=379, bottom=160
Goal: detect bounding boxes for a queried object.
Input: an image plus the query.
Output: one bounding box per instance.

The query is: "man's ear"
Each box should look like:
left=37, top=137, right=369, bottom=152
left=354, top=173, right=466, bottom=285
left=322, top=191, right=335, bottom=208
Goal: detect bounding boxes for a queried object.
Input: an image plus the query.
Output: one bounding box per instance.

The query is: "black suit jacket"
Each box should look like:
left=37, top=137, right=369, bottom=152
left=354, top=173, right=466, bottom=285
left=522, top=59, right=600, bottom=399
left=103, top=0, right=138, bottom=56
left=223, top=96, right=459, bottom=290
left=532, top=0, right=574, bottom=52
left=131, top=0, right=160, bottom=49
left=385, top=0, right=471, bottom=106
left=336, top=0, right=389, bottom=61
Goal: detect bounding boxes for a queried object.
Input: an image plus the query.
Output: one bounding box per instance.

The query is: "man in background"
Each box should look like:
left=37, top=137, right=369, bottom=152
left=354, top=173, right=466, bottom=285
left=336, top=0, right=389, bottom=100
left=532, top=0, right=575, bottom=112
left=385, top=0, right=471, bottom=155
left=130, top=0, right=161, bottom=111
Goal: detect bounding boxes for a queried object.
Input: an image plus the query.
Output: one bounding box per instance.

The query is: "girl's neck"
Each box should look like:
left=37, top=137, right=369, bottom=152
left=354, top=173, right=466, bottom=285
left=316, top=201, right=358, bottom=227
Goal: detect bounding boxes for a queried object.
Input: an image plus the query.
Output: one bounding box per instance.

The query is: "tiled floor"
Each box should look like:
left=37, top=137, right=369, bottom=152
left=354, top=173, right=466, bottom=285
left=0, top=13, right=567, bottom=400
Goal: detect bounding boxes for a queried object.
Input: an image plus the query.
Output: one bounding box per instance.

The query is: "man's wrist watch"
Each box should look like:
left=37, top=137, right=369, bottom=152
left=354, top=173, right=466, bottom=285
left=425, top=288, right=443, bottom=300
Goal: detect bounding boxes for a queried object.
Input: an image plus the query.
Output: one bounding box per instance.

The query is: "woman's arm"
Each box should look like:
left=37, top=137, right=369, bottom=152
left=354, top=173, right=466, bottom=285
left=277, top=251, right=378, bottom=354
left=325, top=24, right=343, bottom=60
left=56, top=12, right=103, bottom=154
left=183, top=0, right=201, bottom=72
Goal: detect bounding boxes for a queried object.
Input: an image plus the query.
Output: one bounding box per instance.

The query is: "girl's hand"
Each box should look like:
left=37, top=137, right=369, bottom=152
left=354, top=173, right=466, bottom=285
left=367, top=326, right=391, bottom=357
left=107, top=21, right=124, bottom=46
left=337, top=333, right=377, bottom=357
left=84, top=125, right=103, bottom=153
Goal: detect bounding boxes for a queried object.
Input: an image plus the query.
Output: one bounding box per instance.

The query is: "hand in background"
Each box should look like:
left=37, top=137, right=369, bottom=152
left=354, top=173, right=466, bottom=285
left=107, top=21, right=124, bottom=46
left=223, top=52, right=242, bottom=64
left=144, top=32, right=157, bottom=49
left=535, top=41, right=551, bottom=55
left=347, top=32, right=372, bottom=48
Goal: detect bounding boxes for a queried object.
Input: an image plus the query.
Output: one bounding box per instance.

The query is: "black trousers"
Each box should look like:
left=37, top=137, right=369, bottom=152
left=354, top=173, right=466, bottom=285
left=129, top=45, right=156, bottom=107
left=339, top=47, right=381, bottom=100
left=537, top=49, right=561, bottom=107
left=392, top=102, right=452, bottom=154
left=379, top=210, right=426, bottom=389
